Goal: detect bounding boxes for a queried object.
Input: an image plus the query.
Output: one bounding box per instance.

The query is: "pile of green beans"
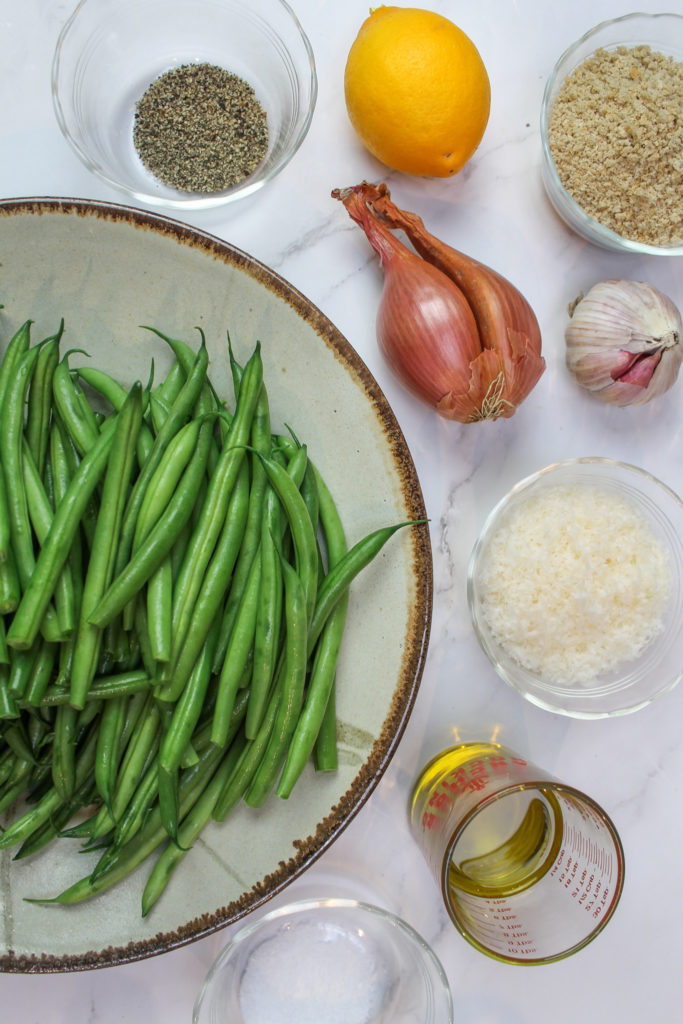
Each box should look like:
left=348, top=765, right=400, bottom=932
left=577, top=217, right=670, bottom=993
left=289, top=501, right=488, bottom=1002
left=0, top=318, right=420, bottom=915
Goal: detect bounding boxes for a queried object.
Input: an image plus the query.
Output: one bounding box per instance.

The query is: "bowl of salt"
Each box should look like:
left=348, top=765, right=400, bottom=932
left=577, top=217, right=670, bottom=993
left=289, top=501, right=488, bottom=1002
left=192, top=897, right=454, bottom=1024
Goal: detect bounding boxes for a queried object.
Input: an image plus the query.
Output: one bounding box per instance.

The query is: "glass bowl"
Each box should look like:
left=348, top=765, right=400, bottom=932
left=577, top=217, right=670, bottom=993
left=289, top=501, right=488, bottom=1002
left=467, top=458, right=683, bottom=718
left=192, top=898, right=454, bottom=1024
left=51, top=0, right=317, bottom=211
left=540, top=12, right=683, bottom=255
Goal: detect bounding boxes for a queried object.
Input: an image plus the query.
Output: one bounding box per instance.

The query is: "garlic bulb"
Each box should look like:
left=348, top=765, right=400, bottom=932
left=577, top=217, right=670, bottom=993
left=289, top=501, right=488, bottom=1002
left=565, top=280, right=683, bottom=406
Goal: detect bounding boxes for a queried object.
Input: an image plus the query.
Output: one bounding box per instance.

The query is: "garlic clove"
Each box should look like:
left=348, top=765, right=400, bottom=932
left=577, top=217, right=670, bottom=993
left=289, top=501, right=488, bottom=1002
left=565, top=279, right=683, bottom=406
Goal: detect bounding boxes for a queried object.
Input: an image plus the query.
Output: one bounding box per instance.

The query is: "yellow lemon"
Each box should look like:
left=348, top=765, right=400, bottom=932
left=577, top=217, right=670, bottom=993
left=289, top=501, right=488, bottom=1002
left=344, top=6, right=491, bottom=177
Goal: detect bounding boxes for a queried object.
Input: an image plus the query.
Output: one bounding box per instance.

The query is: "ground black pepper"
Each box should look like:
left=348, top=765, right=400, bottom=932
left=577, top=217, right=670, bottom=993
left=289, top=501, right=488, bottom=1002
left=133, top=62, right=269, bottom=193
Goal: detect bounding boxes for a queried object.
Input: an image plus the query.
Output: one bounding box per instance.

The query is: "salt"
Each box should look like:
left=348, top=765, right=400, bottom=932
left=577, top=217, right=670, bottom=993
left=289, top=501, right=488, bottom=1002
left=238, top=919, right=391, bottom=1024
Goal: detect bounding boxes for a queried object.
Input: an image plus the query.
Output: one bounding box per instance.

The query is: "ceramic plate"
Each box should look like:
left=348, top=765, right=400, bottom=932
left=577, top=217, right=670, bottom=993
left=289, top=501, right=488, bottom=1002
left=0, top=199, right=432, bottom=972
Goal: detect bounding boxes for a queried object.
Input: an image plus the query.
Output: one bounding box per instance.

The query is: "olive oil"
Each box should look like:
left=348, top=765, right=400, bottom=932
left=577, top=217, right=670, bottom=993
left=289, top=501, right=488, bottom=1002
left=410, top=742, right=562, bottom=899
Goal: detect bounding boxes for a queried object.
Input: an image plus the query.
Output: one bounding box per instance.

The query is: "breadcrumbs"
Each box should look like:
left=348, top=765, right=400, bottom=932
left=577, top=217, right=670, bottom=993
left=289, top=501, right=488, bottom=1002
left=548, top=45, right=683, bottom=246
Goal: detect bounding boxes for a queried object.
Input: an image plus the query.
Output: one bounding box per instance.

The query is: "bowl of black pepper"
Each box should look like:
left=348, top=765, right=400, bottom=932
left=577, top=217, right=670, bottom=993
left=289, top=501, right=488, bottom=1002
left=540, top=12, right=683, bottom=255
left=52, top=0, right=317, bottom=211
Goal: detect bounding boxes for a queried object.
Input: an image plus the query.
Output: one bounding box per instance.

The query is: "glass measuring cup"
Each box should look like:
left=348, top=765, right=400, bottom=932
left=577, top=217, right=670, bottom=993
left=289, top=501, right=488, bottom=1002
left=409, top=742, right=625, bottom=964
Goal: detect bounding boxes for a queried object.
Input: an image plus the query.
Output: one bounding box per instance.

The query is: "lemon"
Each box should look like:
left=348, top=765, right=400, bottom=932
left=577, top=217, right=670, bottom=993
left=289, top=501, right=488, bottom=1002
left=344, top=6, right=491, bottom=177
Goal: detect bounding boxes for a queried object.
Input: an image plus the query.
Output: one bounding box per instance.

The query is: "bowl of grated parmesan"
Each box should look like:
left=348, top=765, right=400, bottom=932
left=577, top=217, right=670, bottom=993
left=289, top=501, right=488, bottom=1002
left=467, top=458, right=683, bottom=717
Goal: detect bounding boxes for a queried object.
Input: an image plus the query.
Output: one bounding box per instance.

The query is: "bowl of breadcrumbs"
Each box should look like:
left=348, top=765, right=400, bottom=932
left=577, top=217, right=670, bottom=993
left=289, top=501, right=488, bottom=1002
left=540, top=12, right=683, bottom=255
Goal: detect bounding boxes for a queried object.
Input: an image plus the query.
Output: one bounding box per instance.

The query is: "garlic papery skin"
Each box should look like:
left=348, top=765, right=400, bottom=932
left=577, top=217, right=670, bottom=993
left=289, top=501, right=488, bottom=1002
left=565, top=279, right=683, bottom=406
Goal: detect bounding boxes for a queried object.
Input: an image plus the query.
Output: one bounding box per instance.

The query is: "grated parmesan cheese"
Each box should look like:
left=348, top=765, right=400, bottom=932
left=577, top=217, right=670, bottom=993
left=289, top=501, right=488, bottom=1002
left=478, top=483, right=672, bottom=685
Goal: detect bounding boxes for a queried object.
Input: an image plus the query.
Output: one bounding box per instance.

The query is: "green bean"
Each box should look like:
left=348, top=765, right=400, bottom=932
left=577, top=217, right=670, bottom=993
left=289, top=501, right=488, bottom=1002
left=22, top=440, right=76, bottom=636
left=152, top=357, right=186, bottom=408
left=158, top=617, right=221, bottom=842
left=0, top=667, right=18, bottom=719
left=77, top=365, right=155, bottom=465
left=156, top=456, right=250, bottom=703
left=210, top=386, right=271, bottom=674
left=69, top=384, right=143, bottom=708
left=254, top=449, right=318, bottom=626
left=141, top=734, right=246, bottom=916
left=38, top=670, right=150, bottom=707
left=3, top=721, right=37, bottom=765
left=0, top=319, right=32, bottom=410
left=40, top=738, right=225, bottom=904
left=90, top=758, right=158, bottom=873
left=94, top=695, right=126, bottom=809
left=244, top=555, right=308, bottom=808
left=307, top=465, right=347, bottom=773
left=0, top=616, right=8, bottom=665
left=0, top=722, right=98, bottom=851
left=209, top=546, right=262, bottom=748
left=0, top=761, right=32, bottom=813
left=147, top=557, right=173, bottom=663
left=15, top=778, right=95, bottom=860
left=165, top=345, right=263, bottom=680
left=6, top=415, right=118, bottom=651
left=25, top=337, right=60, bottom=477
left=132, top=417, right=203, bottom=551
left=246, top=521, right=283, bottom=739
left=1, top=344, right=44, bottom=592
left=23, top=640, right=58, bottom=706
left=87, top=418, right=214, bottom=628
left=212, top=678, right=281, bottom=821
left=113, top=341, right=209, bottom=582
left=0, top=549, right=20, bottom=614
left=52, top=352, right=101, bottom=455
left=0, top=313, right=29, bottom=554
left=7, top=645, right=39, bottom=700
left=307, top=520, right=421, bottom=657
left=51, top=703, right=79, bottom=800
left=104, top=695, right=160, bottom=831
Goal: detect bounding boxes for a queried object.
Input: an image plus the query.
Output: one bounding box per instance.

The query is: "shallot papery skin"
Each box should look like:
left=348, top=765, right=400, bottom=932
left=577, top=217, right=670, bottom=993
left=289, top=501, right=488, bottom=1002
left=343, top=181, right=545, bottom=421
left=565, top=280, right=683, bottom=406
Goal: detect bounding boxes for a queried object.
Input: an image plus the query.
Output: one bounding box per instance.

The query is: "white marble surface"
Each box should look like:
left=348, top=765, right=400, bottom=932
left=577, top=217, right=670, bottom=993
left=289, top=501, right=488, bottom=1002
left=2, top=0, right=683, bottom=1019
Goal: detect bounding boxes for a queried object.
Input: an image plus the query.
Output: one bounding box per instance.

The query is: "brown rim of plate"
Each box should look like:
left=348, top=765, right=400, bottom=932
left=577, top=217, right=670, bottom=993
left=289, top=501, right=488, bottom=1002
left=0, top=197, right=433, bottom=973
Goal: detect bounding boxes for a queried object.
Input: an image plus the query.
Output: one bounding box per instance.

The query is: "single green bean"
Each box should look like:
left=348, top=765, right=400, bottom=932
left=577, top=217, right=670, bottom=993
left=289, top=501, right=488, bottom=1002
left=244, top=554, right=308, bottom=807
left=158, top=616, right=221, bottom=842
left=209, top=546, right=262, bottom=748
left=1, top=344, right=44, bottom=591
left=307, top=521, right=421, bottom=657
left=23, top=640, right=58, bottom=706
left=52, top=352, right=101, bottom=455
left=94, top=695, right=126, bottom=809
left=246, top=520, right=283, bottom=739
left=51, top=703, right=79, bottom=800
left=147, top=557, right=173, bottom=663
left=69, top=384, right=143, bottom=707
left=254, top=449, right=318, bottom=626
left=7, top=645, right=39, bottom=700
left=25, top=337, right=60, bottom=477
